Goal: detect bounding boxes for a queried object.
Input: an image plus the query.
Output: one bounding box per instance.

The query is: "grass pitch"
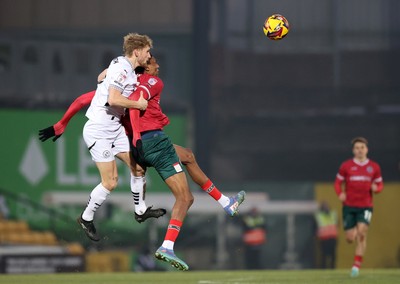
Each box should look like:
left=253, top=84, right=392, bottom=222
left=0, top=269, right=399, bottom=284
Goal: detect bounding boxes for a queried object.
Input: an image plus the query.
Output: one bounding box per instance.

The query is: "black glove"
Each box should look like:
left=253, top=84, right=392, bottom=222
left=38, top=126, right=62, bottom=142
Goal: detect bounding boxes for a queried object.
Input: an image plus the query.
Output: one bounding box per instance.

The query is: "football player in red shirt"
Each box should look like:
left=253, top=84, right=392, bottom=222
left=128, top=57, right=244, bottom=270
left=39, top=56, right=245, bottom=270
left=334, top=137, right=383, bottom=277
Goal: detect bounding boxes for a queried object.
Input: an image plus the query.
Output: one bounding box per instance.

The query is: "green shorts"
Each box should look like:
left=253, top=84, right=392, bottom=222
left=342, top=206, right=373, bottom=230
left=139, top=130, right=183, bottom=180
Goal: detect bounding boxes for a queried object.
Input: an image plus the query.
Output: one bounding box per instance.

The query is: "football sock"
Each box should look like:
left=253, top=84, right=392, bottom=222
left=131, top=175, right=147, bottom=215
left=201, top=179, right=230, bottom=207
left=353, top=255, right=363, bottom=269
left=161, top=219, right=183, bottom=250
left=82, top=183, right=110, bottom=221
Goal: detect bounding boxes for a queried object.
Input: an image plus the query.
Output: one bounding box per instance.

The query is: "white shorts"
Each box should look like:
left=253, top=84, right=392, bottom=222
left=83, top=120, right=130, bottom=162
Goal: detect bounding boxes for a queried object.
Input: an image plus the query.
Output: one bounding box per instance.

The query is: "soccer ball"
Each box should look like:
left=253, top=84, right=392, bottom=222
left=263, top=14, right=290, bottom=40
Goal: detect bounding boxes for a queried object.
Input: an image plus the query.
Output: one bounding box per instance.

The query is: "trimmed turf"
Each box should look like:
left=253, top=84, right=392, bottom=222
left=0, top=269, right=399, bottom=284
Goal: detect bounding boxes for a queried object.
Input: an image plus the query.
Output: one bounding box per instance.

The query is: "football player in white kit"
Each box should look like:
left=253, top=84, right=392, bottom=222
left=77, top=33, right=157, bottom=241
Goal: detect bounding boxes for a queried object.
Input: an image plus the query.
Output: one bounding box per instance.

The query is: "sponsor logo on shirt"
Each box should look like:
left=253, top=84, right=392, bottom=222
left=349, top=176, right=372, bottom=182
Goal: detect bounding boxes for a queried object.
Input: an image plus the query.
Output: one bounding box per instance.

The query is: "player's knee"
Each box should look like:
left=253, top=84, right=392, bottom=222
left=181, top=148, right=196, bottom=164
left=346, top=232, right=356, bottom=243
left=357, top=231, right=367, bottom=242
left=187, top=193, right=194, bottom=207
left=103, top=176, right=118, bottom=191
left=132, top=167, right=145, bottom=177
left=178, top=192, right=194, bottom=208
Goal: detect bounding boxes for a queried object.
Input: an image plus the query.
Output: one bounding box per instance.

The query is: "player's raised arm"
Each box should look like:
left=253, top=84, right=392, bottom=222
left=38, top=91, right=95, bottom=142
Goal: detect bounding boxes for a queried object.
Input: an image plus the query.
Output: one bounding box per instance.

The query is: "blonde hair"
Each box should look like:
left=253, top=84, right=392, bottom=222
left=123, top=33, right=153, bottom=56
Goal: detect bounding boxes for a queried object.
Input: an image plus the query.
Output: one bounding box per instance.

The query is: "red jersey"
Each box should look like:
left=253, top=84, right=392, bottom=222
left=128, top=74, right=170, bottom=145
left=334, top=158, right=383, bottom=208
left=135, top=73, right=169, bottom=132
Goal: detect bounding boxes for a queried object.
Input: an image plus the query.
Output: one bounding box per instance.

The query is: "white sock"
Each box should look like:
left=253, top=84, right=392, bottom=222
left=162, top=240, right=174, bottom=250
left=218, top=195, right=230, bottom=207
left=82, top=183, right=110, bottom=221
left=131, top=175, right=148, bottom=215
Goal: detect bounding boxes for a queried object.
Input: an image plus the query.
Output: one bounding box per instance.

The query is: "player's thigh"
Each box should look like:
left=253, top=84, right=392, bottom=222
left=173, top=144, right=193, bottom=164
left=344, top=227, right=357, bottom=242
left=111, top=127, right=131, bottom=157
left=95, top=160, right=118, bottom=189
left=83, top=121, right=116, bottom=163
left=356, top=222, right=369, bottom=236
left=116, top=151, right=146, bottom=176
left=143, top=136, right=184, bottom=180
left=164, top=172, right=193, bottom=202
left=342, top=206, right=357, bottom=231
left=356, top=208, right=373, bottom=226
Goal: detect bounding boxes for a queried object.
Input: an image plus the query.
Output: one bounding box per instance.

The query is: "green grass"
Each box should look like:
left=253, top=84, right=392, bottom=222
left=0, top=269, right=399, bottom=284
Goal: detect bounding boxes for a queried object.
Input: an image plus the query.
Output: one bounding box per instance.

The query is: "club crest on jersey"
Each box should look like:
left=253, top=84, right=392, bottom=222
left=148, top=78, right=157, bottom=86
left=367, top=166, right=373, bottom=173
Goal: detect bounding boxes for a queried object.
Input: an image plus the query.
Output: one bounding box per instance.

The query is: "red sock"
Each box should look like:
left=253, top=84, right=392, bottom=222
left=353, top=255, right=363, bottom=268
left=164, top=219, right=183, bottom=242
left=201, top=179, right=222, bottom=201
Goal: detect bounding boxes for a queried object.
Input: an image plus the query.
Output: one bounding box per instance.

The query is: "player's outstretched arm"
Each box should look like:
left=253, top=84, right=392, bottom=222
left=38, top=91, right=95, bottom=142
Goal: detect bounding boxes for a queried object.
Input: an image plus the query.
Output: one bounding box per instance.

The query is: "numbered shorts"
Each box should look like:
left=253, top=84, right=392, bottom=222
left=83, top=120, right=130, bottom=162
left=342, top=206, right=373, bottom=230
left=140, top=131, right=183, bottom=180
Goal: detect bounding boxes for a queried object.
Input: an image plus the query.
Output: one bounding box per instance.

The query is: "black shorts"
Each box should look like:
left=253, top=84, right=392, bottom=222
left=342, top=206, right=373, bottom=230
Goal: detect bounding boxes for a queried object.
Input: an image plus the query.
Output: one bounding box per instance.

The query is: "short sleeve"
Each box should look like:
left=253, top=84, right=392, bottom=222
left=137, top=77, right=162, bottom=100
left=108, top=65, right=128, bottom=92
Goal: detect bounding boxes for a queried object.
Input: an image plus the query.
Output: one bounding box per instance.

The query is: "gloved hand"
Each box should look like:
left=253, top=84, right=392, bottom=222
left=38, top=126, right=62, bottom=142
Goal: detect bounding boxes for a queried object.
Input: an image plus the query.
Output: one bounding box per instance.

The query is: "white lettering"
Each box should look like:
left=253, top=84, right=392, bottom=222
left=56, top=138, right=77, bottom=185
left=349, top=176, right=371, bottom=182
left=79, top=138, right=98, bottom=185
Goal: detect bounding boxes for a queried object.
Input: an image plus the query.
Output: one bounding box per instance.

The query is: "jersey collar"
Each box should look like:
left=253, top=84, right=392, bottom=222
left=353, top=158, right=369, bottom=166
left=122, top=56, right=134, bottom=71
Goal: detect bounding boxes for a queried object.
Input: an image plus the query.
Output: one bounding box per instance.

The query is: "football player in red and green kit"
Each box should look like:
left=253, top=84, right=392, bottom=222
left=334, top=137, right=383, bottom=277
left=39, top=56, right=246, bottom=270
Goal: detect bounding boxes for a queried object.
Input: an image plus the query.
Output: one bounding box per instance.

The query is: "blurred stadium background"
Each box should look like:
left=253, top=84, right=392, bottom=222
left=0, top=0, right=399, bottom=274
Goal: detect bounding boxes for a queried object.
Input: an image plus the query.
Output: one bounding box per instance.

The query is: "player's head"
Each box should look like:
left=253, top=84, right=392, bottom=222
left=145, top=56, right=160, bottom=77
left=351, top=137, right=368, bottom=160
left=123, top=33, right=152, bottom=66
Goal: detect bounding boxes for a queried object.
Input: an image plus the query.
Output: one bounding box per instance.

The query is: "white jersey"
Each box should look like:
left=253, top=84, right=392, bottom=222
left=86, top=56, right=137, bottom=126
